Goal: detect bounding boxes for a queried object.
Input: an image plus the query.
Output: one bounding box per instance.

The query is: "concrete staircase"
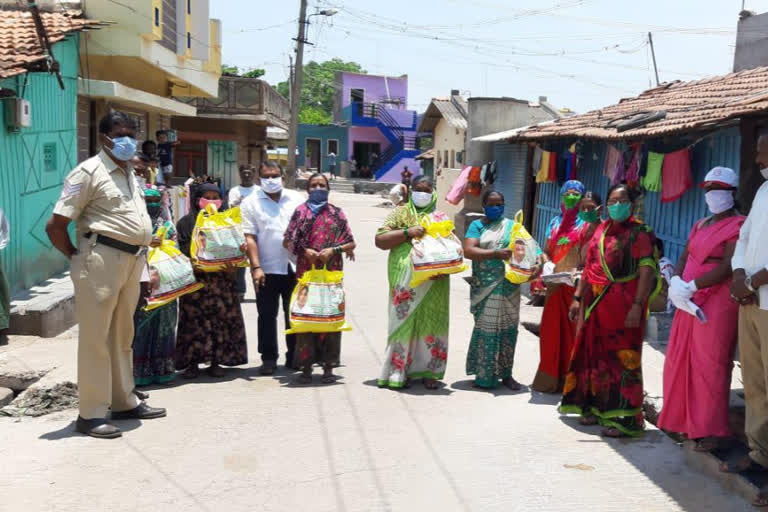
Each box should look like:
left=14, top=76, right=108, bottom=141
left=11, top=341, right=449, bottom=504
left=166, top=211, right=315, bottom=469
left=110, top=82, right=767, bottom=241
left=329, top=180, right=357, bottom=194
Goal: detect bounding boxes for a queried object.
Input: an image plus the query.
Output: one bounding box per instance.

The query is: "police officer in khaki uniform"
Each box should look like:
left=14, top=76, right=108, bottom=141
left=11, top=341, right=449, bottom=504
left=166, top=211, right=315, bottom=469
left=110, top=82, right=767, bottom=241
left=46, top=111, right=166, bottom=439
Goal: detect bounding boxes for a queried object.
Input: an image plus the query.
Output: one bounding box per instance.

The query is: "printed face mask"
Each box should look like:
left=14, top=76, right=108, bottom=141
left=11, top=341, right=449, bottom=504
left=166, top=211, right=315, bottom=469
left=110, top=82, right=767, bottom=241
left=607, top=202, right=632, bottom=222
left=563, top=193, right=582, bottom=210
left=198, top=198, right=222, bottom=211
left=308, top=189, right=329, bottom=204
left=411, top=191, right=433, bottom=208
left=484, top=205, right=505, bottom=221
left=705, top=190, right=735, bottom=214
left=578, top=209, right=599, bottom=224
left=261, top=177, right=283, bottom=194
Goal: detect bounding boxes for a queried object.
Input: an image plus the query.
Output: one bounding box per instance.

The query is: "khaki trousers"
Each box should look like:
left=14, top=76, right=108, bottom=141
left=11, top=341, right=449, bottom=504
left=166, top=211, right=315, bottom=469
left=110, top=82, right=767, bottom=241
left=71, top=237, right=143, bottom=419
left=738, top=304, right=768, bottom=467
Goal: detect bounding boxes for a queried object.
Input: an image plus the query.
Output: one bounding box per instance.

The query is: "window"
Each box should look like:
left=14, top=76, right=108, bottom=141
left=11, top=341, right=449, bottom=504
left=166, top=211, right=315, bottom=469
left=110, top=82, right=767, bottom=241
left=436, top=150, right=441, bottom=167
left=450, top=149, right=455, bottom=169
left=43, top=143, right=57, bottom=173
left=187, top=32, right=191, bottom=49
left=444, top=150, right=449, bottom=168
left=187, top=0, right=191, bottom=14
left=154, top=7, right=160, bottom=26
left=327, top=139, right=339, bottom=155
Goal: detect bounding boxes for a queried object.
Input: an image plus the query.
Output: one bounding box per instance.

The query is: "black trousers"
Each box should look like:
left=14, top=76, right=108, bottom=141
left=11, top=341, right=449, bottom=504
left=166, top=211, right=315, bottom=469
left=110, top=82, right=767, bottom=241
left=256, top=270, right=296, bottom=364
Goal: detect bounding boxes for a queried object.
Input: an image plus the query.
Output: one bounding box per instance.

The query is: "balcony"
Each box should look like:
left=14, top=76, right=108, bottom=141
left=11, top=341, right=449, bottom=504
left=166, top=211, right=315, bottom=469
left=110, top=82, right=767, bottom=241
left=176, top=76, right=290, bottom=129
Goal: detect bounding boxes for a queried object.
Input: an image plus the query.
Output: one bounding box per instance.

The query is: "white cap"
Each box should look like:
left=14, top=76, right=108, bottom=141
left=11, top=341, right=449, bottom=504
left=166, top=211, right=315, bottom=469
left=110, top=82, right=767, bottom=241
left=700, top=166, right=738, bottom=188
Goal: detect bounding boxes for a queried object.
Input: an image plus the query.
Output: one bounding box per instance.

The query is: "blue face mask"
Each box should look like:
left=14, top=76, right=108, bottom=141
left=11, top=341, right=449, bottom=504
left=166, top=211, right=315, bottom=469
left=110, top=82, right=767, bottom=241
left=484, top=205, right=505, bottom=221
left=109, top=136, right=138, bottom=161
left=307, top=188, right=329, bottom=214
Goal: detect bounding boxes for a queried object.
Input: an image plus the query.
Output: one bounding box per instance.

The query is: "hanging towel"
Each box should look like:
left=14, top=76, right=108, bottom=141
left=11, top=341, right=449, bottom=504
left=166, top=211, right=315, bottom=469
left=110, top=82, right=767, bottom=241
left=532, top=147, right=543, bottom=176
left=625, top=146, right=641, bottom=187
left=642, top=152, right=664, bottom=192
left=536, top=151, right=551, bottom=183
left=446, top=165, right=472, bottom=205
left=604, top=145, right=621, bottom=178
left=661, top=148, right=692, bottom=203
left=467, top=166, right=483, bottom=197
left=548, top=151, right=558, bottom=182
left=610, top=150, right=626, bottom=185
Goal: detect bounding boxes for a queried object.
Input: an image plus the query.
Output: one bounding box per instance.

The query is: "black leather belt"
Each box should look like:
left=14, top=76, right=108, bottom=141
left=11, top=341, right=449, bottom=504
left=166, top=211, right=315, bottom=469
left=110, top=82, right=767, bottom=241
left=84, top=232, right=142, bottom=255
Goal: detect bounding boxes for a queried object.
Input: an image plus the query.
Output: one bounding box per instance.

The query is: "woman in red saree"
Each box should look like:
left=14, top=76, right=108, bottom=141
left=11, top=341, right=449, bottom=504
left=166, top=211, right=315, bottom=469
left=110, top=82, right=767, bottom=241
left=560, top=184, right=658, bottom=437
left=532, top=180, right=587, bottom=393
left=657, top=167, right=745, bottom=451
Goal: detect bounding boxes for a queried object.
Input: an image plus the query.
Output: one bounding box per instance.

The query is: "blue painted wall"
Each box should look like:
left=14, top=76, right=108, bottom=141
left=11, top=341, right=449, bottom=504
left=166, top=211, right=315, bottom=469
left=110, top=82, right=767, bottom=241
left=0, top=34, right=80, bottom=294
left=533, top=127, right=741, bottom=264
left=297, top=124, right=348, bottom=172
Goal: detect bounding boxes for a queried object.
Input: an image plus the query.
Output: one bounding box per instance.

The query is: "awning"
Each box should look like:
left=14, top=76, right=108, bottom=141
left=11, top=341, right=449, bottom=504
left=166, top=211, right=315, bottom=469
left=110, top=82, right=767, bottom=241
left=78, top=78, right=197, bottom=117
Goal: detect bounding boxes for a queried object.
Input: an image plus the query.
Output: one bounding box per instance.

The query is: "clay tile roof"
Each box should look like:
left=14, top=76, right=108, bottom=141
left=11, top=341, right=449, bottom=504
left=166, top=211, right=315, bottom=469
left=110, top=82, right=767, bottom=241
left=0, top=9, right=104, bottom=80
left=506, top=66, right=768, bottom=141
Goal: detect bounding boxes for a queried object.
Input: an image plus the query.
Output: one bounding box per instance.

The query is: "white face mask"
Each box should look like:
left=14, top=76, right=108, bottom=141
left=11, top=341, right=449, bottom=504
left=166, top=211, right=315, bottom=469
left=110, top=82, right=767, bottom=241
left=261, top=176, right=283, bottom=194
left=705, top=190, right=735, bottom=214
left=411, top=191, right=432, bottom=208
left=761, top=168, right=768, bottom=180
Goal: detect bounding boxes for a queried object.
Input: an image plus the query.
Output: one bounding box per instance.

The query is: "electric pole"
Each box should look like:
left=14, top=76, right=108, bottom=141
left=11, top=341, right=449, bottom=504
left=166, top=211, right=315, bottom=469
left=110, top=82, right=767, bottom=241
left=648, top=32, right=660, bottom=87
left=286, top=0, right=308, bottom=188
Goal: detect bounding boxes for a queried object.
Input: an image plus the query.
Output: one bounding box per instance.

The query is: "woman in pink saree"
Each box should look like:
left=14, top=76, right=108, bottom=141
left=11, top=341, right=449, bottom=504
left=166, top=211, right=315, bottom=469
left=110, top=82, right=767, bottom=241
left=658, top=167, right=746, bottom=451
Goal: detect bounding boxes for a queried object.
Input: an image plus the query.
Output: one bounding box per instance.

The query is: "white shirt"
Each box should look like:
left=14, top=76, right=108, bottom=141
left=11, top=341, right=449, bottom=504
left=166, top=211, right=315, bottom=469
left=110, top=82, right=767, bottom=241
left=732, top=181, right=768, bottom=310
left=228, top=185, right=259, bottom=207
left=241, top=188, right=303, bottom=275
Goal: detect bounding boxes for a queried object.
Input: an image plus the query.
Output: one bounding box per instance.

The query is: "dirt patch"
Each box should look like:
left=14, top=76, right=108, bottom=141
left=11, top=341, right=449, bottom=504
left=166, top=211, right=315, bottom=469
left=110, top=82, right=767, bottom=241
left=0, top=381, right=78, bottom=417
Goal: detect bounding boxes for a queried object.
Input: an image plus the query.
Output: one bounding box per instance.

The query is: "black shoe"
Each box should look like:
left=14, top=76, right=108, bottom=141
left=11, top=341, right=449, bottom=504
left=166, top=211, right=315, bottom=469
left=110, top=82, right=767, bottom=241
left=75, top=416, right=122, bottom=439
left=133, top=389, right=149, bottom=401
left=111, top=402, right=166, bottom=420
left=259, top=361, right=277, bottom=376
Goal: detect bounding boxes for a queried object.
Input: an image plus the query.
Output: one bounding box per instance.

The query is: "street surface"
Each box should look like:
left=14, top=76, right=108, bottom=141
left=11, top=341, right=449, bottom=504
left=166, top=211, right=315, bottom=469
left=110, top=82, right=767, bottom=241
left=0, top=192, right=751, bottom=511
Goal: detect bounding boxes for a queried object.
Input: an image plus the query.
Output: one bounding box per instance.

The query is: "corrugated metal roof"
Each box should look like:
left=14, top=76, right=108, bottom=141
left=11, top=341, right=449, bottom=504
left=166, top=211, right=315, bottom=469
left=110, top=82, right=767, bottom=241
left=0, top=9, right=104, bottom=80
left=502, top=66, right=768, bottom=141
left=418, top=96, right=468, bottom=132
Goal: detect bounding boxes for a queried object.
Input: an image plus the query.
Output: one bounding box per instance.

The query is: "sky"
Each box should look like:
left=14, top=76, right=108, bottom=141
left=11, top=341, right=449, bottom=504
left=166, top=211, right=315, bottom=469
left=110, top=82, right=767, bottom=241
left=211, top=0, right=768, bottom=114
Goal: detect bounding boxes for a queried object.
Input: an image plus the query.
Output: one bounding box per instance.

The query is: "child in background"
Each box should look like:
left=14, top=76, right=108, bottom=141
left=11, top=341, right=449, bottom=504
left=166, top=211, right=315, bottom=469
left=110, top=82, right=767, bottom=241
left=156, top=130, right=179, bottom=185
left=142, top=140, right=159, bottom=185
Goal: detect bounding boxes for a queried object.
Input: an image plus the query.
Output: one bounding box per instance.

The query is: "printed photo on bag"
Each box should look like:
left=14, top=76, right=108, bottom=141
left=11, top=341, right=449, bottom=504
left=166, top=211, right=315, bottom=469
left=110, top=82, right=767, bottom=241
left=196, top=227, right=247, bottom=263
left=291, top=282, right=346, bottom=322
left=508, top=238, right=537, bottom=275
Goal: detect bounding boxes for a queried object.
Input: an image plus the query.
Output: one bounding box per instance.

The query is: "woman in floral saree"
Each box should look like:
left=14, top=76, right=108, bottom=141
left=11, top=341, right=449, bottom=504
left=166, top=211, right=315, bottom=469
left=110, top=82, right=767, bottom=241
left=463, top=190, right=522, bottom=390
left=375, top=175, right=451, bottom=390
left=561, top=184, right=658, bottom=437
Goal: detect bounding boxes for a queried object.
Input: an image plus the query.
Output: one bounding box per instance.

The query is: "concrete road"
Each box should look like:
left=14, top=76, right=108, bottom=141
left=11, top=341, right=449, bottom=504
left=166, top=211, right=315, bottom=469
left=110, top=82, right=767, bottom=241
left=0, top=193, right=751, bottom=512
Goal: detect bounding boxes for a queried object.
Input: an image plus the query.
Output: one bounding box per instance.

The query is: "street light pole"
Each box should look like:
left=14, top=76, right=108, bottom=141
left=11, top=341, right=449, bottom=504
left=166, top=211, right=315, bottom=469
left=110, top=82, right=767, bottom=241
left=286, top=0, right=308, bottom=188
left=285, top=4, right=338, bottom=188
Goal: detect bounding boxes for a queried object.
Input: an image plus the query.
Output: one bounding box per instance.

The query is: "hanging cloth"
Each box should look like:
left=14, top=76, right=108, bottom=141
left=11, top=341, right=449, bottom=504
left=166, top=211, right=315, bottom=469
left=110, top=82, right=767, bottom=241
left=486, top=161, right=498, bottom=185
left=661, top=148, right=693, bottom=203
left=466, top=166, right=483, bottom=197
left=625, top=145, right=641, bottom=187
left=603, top=145, right=621, bottom=179
left=446, top=165, right=472, bottom=205
left=536, top=151, right=551, bottom=183
left=532, top=147, right=543, bottom=177
left=642, top=152, right=664, bottom=192
left=548, top=150, right=558, bottom=182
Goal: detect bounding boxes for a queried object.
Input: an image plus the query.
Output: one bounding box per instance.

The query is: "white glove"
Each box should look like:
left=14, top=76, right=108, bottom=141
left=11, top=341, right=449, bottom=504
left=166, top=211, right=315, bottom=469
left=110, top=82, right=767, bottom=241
left=669, top=276, right=696, bottom=307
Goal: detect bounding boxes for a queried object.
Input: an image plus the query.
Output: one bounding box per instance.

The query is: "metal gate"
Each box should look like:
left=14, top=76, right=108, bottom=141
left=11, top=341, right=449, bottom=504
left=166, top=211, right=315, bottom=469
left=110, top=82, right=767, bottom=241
left=493, top=142, right=528, bottom=219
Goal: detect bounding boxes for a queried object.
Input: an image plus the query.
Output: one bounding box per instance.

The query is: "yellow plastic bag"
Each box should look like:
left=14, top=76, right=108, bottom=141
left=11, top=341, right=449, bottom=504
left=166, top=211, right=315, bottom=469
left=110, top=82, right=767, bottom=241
left=190, top=203, right=249, bottom=272
left=409, top=216, right=467, bottom=288
left=145, top=225, right=204, bottom=311
left=505, top=210, right=541, bottom=284
left=286, top=266, right=352, bottom=334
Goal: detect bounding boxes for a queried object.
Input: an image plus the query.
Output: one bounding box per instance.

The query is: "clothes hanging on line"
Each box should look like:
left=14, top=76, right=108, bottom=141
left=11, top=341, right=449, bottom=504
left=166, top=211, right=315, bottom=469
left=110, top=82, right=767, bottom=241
left=532, top=147, right=543, bottom=177
left=642, top=152, right=664, bottom=192
left=661, top=148, right=692, bottom=203
left=446, top=165, right=473, bottom=205
left=536, top=150, right=552, bottom=183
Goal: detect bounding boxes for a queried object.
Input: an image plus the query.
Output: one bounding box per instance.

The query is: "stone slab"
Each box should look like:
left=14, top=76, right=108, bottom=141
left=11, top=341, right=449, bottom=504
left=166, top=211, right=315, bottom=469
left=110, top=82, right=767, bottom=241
left=9, top=273, right=76, bottom=338
left=0, top=387, right=12, bottom=407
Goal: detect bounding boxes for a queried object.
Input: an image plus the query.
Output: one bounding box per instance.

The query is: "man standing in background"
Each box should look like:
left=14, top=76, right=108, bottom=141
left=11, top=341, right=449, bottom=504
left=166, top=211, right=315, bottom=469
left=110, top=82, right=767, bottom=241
left=229, top=165, right=259, bottom=301
left=327, top=150, right=337, bottom=181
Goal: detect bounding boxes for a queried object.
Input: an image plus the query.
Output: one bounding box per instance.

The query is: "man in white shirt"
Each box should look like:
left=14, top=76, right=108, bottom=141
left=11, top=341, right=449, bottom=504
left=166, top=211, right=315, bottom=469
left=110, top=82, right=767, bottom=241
left=728, top=134, right=768, bottom=483
left=241, top=161, right=303, bottom=375
left=229, top=165, right=259, bottom=300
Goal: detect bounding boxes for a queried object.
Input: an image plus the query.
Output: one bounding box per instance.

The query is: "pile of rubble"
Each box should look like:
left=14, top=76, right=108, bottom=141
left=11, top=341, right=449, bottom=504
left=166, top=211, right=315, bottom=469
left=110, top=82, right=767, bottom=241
left=0, top=368, right=78, bottom=417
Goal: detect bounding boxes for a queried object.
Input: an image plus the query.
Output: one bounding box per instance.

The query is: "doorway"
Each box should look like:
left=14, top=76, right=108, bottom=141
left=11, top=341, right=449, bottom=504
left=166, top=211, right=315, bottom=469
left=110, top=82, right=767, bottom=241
left=174, top=140, right=207, bottom=180
left=353, top=141, right=381, bottom=177
left=351, top=88, right=364, bottom=116
left=305, top=138, right=321, bottom=171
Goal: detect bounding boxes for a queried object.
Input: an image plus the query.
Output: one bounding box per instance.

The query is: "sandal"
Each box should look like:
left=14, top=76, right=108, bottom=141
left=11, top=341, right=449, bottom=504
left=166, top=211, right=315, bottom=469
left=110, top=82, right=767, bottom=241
left=423, top=378, right=440, bottom=390
left=501, top=377, right=522, bottom=391
left=182, top=364, right=200, bottom=379
left=600, top=427, right=627, bottom=438
left=208, top=364, right=225, bottom=378
left=321, top=367, right=335, bottom=384
left=693, top=437, right=720, bottom=452
left=579, top=415, right=599, bottom=426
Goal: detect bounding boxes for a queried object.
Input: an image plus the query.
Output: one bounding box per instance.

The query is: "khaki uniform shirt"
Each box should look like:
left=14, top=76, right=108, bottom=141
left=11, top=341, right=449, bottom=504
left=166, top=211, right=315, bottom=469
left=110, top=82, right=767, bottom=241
left=53, top=150, right=153, bottom=246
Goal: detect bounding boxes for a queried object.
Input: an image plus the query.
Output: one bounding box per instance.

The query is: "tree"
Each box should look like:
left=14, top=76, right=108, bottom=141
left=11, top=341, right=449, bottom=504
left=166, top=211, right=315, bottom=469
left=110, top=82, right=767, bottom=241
left=276, top=58, right=366, bottom=124
left=221, top=64, right=266, bottom=79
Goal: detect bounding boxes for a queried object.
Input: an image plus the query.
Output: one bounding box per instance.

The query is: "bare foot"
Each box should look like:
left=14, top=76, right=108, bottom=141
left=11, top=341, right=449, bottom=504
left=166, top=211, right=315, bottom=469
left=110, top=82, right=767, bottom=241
left=600, top=427, right=626, bottom=438
left=579, top=415, right=599, bottom=426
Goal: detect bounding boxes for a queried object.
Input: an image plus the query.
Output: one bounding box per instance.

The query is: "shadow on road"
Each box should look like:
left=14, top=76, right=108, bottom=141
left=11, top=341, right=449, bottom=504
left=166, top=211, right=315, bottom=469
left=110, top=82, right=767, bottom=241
left=449, top=379, right=528, bottom=397
left=361, top=378, right=454, bottom=396
left=527, top=391, right=561, bottom=406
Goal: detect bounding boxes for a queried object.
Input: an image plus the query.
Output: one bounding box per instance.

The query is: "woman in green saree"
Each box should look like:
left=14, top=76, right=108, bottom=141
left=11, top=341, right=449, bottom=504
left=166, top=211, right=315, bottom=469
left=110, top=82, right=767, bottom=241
left=463, top=190, right=522, bottom=390
left=375, top=175, right=452, bottom=390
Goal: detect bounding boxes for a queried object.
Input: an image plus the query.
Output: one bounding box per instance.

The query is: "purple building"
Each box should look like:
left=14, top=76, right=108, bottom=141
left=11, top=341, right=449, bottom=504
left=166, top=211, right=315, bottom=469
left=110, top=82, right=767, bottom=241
left=298, top=71, right=421, bottom=183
